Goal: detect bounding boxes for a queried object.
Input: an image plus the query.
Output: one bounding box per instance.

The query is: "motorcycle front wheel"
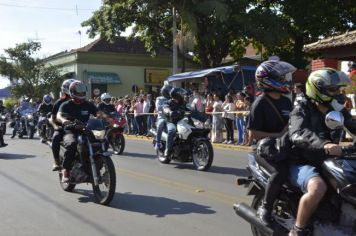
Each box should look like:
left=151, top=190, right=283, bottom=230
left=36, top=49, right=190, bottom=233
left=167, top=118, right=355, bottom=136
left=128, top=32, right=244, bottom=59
left=92, top=156, right=116, bottom=205
left=111, top=134, right=125, bottom=155
left=28, top=126, right=35, bottom=139
left=192, top=140, right=214, bottom=171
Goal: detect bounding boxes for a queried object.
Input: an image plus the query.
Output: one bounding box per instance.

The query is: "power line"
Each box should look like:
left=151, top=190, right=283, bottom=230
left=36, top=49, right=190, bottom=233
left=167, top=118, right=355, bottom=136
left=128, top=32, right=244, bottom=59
left=0, top=2, right=96, bottom=11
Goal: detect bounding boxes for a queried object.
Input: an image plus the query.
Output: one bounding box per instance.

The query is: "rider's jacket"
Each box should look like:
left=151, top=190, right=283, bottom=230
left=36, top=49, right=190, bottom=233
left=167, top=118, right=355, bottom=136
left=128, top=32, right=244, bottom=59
left=97, top=103, right=116, bottom=115
left=37, top=103, right=53, bottom=116
left=165, top=99, right=189, bottom=124
left=289, top=98, right=356, bottom=167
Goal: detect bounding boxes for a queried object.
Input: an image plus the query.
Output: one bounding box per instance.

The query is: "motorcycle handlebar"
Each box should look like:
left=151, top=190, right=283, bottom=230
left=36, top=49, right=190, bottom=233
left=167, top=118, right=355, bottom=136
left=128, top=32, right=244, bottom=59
left=341, top=145, right=356, bottom=159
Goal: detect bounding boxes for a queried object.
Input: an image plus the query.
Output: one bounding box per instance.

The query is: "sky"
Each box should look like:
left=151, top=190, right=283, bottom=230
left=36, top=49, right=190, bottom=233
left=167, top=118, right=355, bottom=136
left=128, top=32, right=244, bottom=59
left=0, top=0, right=103, bottom=88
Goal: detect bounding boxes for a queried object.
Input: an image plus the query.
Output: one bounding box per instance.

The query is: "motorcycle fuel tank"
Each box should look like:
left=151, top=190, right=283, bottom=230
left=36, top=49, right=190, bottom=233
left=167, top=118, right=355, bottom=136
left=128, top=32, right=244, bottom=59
left=323, top=159, right=356, bottom=205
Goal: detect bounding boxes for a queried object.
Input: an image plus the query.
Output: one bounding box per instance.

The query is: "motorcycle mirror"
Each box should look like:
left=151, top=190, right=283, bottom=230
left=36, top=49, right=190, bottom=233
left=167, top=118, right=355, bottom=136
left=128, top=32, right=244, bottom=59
left=325, top=111, right=356, bottom=141
left=325, top=111, right=344, bottom=130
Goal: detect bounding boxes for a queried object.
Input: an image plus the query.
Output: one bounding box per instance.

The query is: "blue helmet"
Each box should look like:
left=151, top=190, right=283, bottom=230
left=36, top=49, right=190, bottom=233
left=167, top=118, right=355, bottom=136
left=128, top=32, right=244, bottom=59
left=43, top=94, right=52, bottom=105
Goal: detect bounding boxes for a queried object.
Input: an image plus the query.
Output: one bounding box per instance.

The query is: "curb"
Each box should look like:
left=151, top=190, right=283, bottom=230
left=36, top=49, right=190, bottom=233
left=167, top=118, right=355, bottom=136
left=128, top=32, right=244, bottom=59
left=123, top=134, right=253, bottom=152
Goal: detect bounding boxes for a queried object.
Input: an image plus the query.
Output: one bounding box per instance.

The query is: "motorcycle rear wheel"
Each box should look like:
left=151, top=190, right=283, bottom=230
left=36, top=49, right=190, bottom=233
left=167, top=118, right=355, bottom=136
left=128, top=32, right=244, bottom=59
left=92, top=156, right=116, bottom=205
left=192, top=140, right=214, bottom=171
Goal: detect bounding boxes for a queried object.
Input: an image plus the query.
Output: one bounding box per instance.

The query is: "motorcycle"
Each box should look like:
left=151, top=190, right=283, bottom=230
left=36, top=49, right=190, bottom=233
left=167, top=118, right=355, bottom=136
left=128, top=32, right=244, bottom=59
left=38, top=112, right=54, bottom=143
left=58, top=118, right=116, bottom=205
left=105, top=112, right=126, bottom=155
left=15, top=104, right=37, bottom=139
left=233, top=111, right=356, bottom=236
left=0, top=112, right=7, bottom=135
left=150, top=110, right=214, bottom=171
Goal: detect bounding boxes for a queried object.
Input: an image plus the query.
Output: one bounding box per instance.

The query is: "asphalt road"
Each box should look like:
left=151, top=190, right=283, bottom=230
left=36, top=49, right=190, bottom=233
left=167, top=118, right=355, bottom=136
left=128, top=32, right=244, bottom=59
left=0, top=131, right=254, bottom=236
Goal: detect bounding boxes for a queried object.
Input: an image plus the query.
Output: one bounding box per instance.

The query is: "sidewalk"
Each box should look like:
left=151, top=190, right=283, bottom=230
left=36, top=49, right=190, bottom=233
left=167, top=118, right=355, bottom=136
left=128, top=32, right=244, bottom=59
left=123, top=134, right=253, bottom=152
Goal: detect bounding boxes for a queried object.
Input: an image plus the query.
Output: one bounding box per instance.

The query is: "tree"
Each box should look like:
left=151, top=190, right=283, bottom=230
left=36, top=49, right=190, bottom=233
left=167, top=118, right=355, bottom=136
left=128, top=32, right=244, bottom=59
left=82, top=0, right=250, bottom=68
left=0, top=41, right=61, bottom=100
left=246, top=0, right=356, bottom=68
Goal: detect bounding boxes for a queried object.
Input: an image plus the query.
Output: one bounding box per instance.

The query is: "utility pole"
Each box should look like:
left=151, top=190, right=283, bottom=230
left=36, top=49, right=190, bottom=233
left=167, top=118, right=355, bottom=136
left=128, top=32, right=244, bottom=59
left=172, top=7, right=178, bottom=75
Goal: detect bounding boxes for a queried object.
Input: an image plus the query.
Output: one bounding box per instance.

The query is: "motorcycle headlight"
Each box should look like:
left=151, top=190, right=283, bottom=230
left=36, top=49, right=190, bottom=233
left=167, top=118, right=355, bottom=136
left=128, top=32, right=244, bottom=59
left=1, top=115, right=5, bottom=120
left=92, top=130, right=106, bottom=140
left=27, top=114, right=33, bottom=120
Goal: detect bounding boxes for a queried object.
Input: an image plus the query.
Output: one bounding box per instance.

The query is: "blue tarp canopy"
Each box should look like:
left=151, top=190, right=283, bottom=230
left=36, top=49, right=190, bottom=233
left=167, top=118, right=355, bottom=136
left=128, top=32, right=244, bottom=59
left=167, top=65, right=256, bottom=95
left=167, top=65, right=256, bottom=82
left=0, top=88, right=11, bottom=98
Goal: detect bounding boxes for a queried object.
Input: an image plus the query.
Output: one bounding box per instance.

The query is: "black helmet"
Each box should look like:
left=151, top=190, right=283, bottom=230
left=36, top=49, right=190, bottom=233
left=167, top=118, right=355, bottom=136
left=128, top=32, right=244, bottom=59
left=161, top=85, right=172, bottom=99
left=170, top=87, right=187, bottom=101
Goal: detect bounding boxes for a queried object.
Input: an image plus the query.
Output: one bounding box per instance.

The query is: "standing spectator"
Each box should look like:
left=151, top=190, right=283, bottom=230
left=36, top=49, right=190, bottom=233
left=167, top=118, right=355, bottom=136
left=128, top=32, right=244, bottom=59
left=235, top=92, right=247, bottom=145
left=133, top=97, right=144, bottom=135
left=205, top=94, right=214, bottom=128
left=349, top=62, right=356, bottom=106
left=242, top=96, right=253, bottom=146
left=123, top=99, right=132, bottom=134
left=116, top=99, right=124, bottom=116
left=222, top=94, right=236, bottom=144
left=130, top=98, right=139, bottom=135
left=191, top=90, right=204, bottom=112
left=146, top=94, right=156, bottom=134
left=211, top=93, right=223, bottom=143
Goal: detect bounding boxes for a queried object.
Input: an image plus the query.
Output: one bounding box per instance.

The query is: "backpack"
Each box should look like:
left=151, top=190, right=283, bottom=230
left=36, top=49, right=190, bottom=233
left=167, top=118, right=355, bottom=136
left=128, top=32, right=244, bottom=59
left=256, top=132, right=290, bottom=162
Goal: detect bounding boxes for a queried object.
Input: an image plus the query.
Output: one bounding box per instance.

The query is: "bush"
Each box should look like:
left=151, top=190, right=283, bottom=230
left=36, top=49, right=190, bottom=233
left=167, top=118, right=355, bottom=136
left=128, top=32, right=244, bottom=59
left=3, top=98, right=18, bottom=112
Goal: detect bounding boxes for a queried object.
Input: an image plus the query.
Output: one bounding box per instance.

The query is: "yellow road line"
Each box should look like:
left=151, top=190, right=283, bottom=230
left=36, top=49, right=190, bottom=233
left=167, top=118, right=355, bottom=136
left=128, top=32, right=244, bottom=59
left=117, top=167, right=251, bottom=205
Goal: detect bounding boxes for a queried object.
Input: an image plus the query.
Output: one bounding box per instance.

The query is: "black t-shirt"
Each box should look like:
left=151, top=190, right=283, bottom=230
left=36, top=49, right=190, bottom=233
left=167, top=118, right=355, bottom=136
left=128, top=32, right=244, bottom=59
left=59, top=100, right=98, bottom=123
left=37, top=103, right=54, bottom=115
left=97, top=103, right=116, bottom=115
left=247, top=94, right=292, bottom=133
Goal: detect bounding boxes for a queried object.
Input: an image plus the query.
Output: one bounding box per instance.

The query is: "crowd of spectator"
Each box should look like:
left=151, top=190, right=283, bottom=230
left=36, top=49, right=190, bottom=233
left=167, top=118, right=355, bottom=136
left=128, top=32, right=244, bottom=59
left=90, top=88, right=255, bottom=146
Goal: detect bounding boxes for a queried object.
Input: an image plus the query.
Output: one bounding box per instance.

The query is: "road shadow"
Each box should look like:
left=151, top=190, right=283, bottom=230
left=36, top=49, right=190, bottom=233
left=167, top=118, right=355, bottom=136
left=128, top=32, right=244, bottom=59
left=74, top=190, right=216, bottom=217
left=115, top=192, right=216, bottom=217
left=172, top=164, right=248, bottom=177
left=122, top=152, right=156, bottom=159
left=0, top=152, right=36, bottom=160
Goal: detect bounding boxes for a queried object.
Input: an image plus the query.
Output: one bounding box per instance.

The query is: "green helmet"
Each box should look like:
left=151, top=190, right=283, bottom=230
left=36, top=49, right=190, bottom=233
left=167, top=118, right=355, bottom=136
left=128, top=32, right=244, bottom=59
left=305, top=68, right=350, bottom=104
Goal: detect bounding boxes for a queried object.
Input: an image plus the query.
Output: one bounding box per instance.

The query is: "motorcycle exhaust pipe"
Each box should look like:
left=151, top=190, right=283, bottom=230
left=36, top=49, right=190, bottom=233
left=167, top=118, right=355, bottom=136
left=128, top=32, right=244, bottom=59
left=233, top=202, right=275, bottom=236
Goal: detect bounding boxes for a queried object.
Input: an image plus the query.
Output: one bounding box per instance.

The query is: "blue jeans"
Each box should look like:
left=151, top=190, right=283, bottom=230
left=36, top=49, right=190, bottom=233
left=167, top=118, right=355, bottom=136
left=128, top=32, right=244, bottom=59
left=147, top=115, right=155, bottom=133
left=166, top=122, right=176, bottom=151
left=156, top=118, right=166, bottom=143
left=289, top=164, right=320, bottom=193
left=235, top=116, right=244, bottom=144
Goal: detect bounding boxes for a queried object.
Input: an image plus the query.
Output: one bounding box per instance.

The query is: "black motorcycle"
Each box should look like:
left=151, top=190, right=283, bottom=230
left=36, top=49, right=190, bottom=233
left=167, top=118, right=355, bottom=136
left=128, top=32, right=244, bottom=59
left=234, top=111, right=356, bottom=236
left=38, top=112, right=54, bottom=143
left=58, top=118, right=116, bottom=205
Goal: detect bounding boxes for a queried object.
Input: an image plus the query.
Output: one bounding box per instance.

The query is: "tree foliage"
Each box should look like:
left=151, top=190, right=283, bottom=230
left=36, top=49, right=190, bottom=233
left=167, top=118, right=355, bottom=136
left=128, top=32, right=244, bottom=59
left=82, top=0, right=356, bottom=69
left=0, top=41, right=61, bottom=100
left=82, top=0, right=250, bottom=68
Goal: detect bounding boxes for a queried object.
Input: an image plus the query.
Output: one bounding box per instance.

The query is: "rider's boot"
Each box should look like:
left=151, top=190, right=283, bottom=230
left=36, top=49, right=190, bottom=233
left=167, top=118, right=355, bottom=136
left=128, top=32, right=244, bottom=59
left=164, top=149, right=172, bottom=157
left=52, top=159, right=61, bottom=171
left=61, top=169, right=70, bottom=182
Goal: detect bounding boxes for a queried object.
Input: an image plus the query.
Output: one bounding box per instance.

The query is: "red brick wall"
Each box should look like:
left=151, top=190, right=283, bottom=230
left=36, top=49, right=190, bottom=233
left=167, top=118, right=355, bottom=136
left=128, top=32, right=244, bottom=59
left=311, top=59, right=339, bottom=71
left=292, top=69, right=309, bottom=84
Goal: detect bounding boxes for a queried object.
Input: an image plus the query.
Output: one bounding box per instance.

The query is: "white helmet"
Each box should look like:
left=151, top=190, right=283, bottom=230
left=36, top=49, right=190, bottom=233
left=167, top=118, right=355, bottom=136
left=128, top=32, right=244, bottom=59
left=101, top=93, right=112, bottom=105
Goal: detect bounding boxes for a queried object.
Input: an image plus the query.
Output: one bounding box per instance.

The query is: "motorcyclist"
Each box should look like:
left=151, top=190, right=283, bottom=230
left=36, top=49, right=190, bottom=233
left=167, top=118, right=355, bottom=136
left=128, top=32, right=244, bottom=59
left=50, top=79, right=75, bottom=171
left=57, top=80, right=103, bottom=182
left=98, top=93, right=116, bottom=115
left=10, top=99, right=34, bottom=139
left=246, top=60, right=296, bottom=225
left=154, top=84, right=172, bottom=150
left=163, top=87, right=189, bottom=157
left=288, top=68, right=356, bottom=236
left=0, top=100, right=5, bottom=113
left=0, top=100, right=7, bottom=147
left=37, top=94, right=54, bottom=143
